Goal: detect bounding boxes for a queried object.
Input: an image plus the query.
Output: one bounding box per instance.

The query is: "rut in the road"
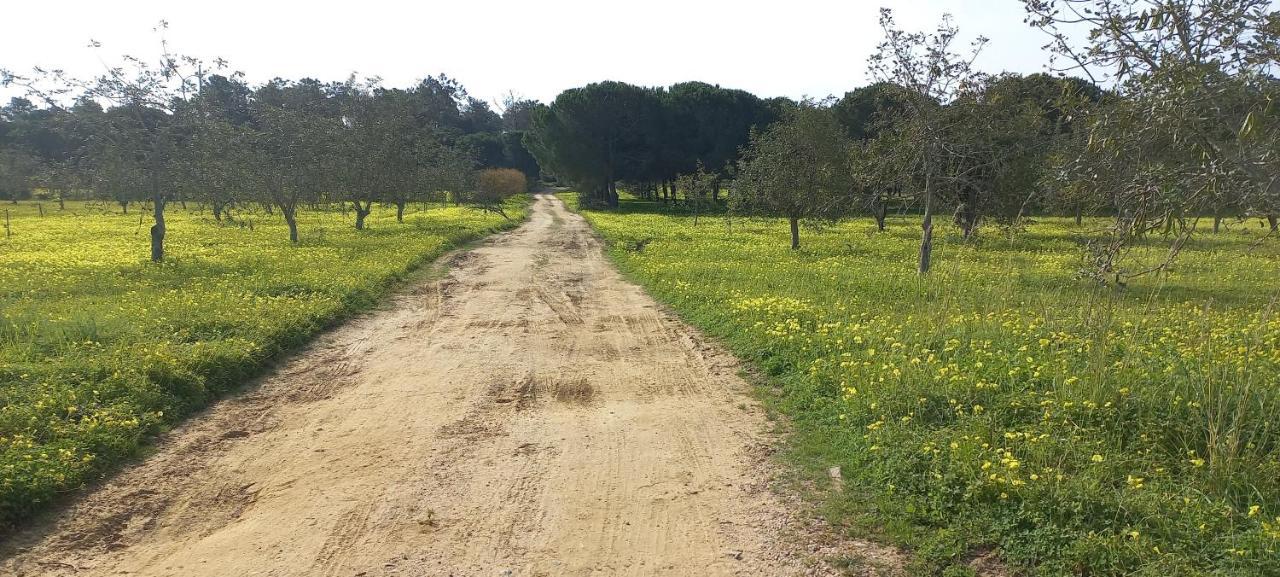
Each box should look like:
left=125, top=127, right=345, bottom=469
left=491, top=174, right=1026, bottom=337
left=0, top=195, right=890, bottom=577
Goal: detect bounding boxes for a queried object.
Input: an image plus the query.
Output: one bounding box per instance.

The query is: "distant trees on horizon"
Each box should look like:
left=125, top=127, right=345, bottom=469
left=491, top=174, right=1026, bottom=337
left=1, top=54, right=540, bottom=259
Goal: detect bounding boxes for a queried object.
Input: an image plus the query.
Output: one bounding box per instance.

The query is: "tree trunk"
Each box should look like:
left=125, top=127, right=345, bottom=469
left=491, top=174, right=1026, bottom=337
left=711, top=177, right=720, bottom=203
left=150, top=196, right=166, bottom=262
left=396, top=200, right=406, bottom=223
left=789, top=215, right=800, bottom=250
left=1074, top=203, right=1083, bottom=226
left=955, top=203, right=978, bottom=240
left=607, top=181, right=619, bottom=208
left=58, top=195, right=65, bottom=211
left=120, top=201, right=128, bottom=215
left=872, top=198, right=887, bottom=232
left=213, top=202, right=224, bottom=222
left=1268, top=215, right=1278, bottom=232
left=1213, top=212, right=1222, bottom=234
left=354, top=202, right=371, bottom=230
left=918, top=174, right=934, bottom=274
left=283, top=206, right=299, bottom=244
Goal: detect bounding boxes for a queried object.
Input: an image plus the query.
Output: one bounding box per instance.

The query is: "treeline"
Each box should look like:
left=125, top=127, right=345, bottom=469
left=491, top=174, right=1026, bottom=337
left=525, top=80, right=787, bottom=208
left=0, top=58, right=539, bottom=259
left=529, top=2, right=1280, bottom=280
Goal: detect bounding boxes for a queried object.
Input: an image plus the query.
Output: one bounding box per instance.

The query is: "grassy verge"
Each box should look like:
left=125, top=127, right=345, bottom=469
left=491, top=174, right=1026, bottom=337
left=0, top=197, right=527, bottom=529
left=563, top=191, right=1280, bottom=576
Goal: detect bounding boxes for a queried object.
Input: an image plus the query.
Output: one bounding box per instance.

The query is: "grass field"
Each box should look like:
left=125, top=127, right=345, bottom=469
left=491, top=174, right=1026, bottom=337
left=0, top=198, right=526, bottom=529
left=567, top=192, right=1280, bottom=576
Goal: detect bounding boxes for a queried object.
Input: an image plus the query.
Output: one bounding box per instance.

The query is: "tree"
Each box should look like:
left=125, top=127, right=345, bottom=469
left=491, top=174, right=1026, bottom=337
left=333, top=82, right=422, bottom=230
left=5, top=26, right=227, bottom=261
left=459, top=97, right=502, bottom=134
left=662, top=82, right=777, bottom=200
left=501, top=130, right=541, bottom=183
left=409, top=74, right=467, bottom=133
left=675, top=163, right=718, bottom=225
left=247, top=79, right=338, bottom=242
left=940, top=75, right=1057, bottom=239
left=868, top=8, right=987, bottom=273
left=833, top=82, right=915, bottom=141
left=526, top=81, right=664, bottom=207
left=0, top=146, right=37, bottom=202
left=732, top=103, right=851, bottom=250
left=1024, top=0, right=1279, bottom=281
left=500, top=95, right=540, bottom=131
left=464, top=168, right=525, bottom=219
left=835, top=82, right=920, bottom=229
left=417, top=137, right=472, bottom=207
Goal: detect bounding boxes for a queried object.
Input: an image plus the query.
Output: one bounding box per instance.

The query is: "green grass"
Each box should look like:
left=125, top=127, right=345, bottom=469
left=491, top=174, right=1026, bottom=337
left=565, top=192, right=1280, bottom=576
left=0, top=197, right=527, bottom=529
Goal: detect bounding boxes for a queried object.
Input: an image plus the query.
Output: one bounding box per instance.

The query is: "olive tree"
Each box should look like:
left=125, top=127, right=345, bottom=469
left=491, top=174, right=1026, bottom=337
left=3, top=26, right=225, bottom=261
left=1024, top=0, right=1279, bottom=281
left=731, top=103, right=850, bottom=250
left=868, top=8, right=987, bottom=273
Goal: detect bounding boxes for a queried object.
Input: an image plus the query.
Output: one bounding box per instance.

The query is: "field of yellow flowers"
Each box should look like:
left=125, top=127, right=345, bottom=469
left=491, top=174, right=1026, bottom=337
left=0, top=198, right=525, bottom=529
left=568, top=192, right=1280, bottom=576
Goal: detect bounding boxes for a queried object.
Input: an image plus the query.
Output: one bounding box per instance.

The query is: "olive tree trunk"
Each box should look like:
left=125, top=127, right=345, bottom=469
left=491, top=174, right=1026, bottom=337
left=353, top=201, right=372, bottom=230
left=283, top=206, right=299, bottom=244
left=918, top=172, right=934, bottom=274
left=150, top=196, right=166, bottom=262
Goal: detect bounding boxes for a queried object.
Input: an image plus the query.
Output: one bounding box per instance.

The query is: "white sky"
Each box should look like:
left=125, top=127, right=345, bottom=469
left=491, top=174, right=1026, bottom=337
left=2, top=0, right=1058, bottom=106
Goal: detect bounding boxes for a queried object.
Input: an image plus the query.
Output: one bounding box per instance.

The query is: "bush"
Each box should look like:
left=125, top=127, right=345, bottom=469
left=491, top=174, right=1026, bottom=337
left=466, top=168, right=527, bottom=219
left=477, top=168, right=526, bottom=198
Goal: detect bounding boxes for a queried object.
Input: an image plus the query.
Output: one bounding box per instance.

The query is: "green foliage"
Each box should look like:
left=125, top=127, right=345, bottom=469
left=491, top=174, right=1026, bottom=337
left=571, top=191, right=1280, bottom=576
left=731, top=104, right=851, bottom=249
left=1024, top=0, right=1280, bottom=281
left=526, top=80, right=776, bottom=206
left=0, top=197, right=527, bottom=529
left=527, top=81, right=665, bottom=207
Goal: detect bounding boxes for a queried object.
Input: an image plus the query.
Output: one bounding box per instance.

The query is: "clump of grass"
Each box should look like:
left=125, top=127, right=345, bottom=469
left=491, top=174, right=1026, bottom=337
left=0, top=197, right=527, bottom=529
left=570, top=191, right=1280, bottom=576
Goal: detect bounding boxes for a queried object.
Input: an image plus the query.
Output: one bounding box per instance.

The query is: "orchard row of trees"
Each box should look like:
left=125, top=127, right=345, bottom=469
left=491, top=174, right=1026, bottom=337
left=529, top=1, right=1280, bottom=280
left=0, top=41, right=538, bottom=260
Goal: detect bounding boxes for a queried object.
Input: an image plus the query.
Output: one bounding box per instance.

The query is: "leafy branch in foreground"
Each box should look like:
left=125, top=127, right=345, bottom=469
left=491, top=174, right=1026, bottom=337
left=1024, top=0, right=1280, bottom=283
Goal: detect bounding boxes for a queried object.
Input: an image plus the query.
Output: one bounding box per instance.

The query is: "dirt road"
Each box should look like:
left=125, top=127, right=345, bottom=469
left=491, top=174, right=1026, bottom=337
left=1, top=194, right=838, bottom=577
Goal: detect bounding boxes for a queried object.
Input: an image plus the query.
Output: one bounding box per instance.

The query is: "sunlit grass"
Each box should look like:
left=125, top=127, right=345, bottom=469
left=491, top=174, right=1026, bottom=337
left=568, top=191, right=1280, bottom=576
left=0, top=197, right=526, bottom=528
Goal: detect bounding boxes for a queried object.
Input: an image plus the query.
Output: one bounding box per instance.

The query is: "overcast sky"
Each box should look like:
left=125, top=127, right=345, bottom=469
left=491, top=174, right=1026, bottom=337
left=2, top=0, right=1059, bottom=106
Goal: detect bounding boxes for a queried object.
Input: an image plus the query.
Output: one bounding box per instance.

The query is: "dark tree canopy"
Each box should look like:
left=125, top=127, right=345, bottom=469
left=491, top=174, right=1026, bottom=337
left=527, top=80, right=779, bottom=205
left=527, top=81, right=665, bottom=207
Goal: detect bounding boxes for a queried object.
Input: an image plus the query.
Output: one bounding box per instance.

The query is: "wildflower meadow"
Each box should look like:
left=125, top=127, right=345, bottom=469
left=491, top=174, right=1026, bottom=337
left=570, top=192, right=1280, bottom=576
left=0, top=198, right=525, bottom=528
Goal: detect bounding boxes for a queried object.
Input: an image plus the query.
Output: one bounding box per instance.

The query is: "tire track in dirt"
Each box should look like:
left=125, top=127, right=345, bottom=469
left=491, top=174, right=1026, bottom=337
left=0, top=194, right=883, bottom=576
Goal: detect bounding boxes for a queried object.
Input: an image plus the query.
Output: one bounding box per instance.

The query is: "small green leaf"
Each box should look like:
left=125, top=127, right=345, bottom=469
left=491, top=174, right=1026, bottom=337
left=1238, top=111, right=1255, bottom=139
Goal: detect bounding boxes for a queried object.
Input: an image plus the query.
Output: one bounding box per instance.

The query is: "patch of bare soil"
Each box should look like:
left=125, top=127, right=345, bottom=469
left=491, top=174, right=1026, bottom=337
left=0, top=194, right=908, bottom=576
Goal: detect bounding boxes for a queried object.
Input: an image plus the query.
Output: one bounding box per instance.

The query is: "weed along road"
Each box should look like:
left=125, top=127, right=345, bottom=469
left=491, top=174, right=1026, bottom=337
left=1, top=194, right=823, bottom=577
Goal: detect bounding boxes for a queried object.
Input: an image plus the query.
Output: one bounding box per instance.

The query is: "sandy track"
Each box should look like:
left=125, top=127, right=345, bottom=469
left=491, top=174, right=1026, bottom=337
left=0, top=195, right=842, bottom=577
